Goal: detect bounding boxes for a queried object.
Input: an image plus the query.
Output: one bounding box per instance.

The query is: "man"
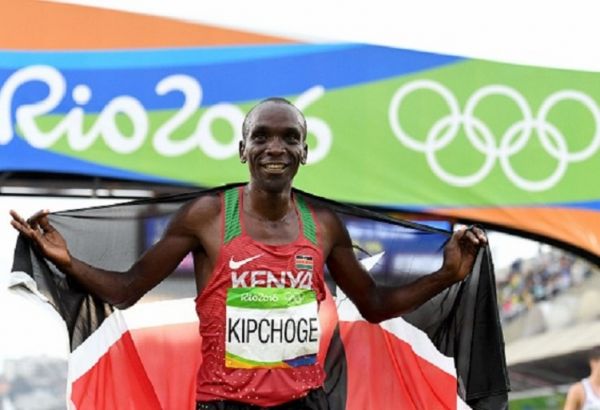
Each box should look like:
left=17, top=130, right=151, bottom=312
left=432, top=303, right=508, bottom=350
left=10, top=98, right=486, bottom=409
left=564, top=346, right=600, bottom=410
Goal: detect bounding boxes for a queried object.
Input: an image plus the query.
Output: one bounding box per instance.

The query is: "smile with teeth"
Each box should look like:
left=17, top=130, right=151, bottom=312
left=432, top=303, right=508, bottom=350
left=263, top=163, right=286, bottom=171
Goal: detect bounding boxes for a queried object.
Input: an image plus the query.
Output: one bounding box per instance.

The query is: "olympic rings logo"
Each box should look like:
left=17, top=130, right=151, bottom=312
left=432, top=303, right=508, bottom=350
left=388, top=80, right=600, bottom=191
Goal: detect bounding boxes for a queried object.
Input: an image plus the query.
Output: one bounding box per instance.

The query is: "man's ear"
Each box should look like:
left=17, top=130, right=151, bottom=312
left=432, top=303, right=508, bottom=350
left=239, top=140, right=247, bottom=163
left=300, top=142, right=308, bottom=165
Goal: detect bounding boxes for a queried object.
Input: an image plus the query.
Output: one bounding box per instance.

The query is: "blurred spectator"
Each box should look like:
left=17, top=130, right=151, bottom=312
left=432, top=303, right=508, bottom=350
left=563, top=346, right=600, bottom=410
left=497, top=249, right=596, bottom=322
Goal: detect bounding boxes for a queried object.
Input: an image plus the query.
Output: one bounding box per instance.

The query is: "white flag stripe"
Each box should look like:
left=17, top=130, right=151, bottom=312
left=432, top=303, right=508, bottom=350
left=122, top=298, right=197, bottom=329
left=458, top=396, right=472, bottom=410
left=67, top=311, right=129, bottom=385
left=67, top=298, right=199, bottom=384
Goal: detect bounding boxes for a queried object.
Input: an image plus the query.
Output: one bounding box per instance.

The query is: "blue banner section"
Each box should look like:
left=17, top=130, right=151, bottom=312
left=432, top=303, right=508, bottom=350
left=0, top=136, right=179, bottom=184
left=0, top=44, right=353, bottom=69
left=537, top=200, right=600, bottom=211
left=1, top=45, right=462, bottom=112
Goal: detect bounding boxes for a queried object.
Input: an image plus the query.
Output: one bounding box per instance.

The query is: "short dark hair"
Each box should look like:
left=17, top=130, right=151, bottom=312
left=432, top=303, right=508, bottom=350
left=589, top=346, right=600, bottom=361
left=242, top=98, right=307, bottom=140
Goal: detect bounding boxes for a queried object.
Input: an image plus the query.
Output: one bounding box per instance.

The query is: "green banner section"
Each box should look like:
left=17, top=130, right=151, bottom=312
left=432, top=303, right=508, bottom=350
left=28, top=59, right=600, bottom=207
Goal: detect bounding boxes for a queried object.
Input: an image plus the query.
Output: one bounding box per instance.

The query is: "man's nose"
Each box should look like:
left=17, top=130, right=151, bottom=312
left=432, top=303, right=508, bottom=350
left=265, top=137, right=285, bottom=154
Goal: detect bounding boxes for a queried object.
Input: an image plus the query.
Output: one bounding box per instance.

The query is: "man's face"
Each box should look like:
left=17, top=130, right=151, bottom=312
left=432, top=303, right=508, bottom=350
left=239, top=102, right=307, bottom=192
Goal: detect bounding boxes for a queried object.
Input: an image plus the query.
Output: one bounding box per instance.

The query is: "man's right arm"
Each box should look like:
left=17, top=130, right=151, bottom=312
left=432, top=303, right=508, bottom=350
left=10, top=199, right=208, bottom=309
left=64, top=224, right=198, bottom=308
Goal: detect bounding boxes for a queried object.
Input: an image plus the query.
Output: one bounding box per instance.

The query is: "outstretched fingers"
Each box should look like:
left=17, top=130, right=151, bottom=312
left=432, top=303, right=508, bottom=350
left=9, top=209, right=50, bottom=242
left=10, top=211, right=34, bottom=239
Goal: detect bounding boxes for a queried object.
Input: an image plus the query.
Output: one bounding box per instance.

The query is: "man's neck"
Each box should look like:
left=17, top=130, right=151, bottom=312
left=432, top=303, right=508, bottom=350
left=245, top=182, right=293, bottom=221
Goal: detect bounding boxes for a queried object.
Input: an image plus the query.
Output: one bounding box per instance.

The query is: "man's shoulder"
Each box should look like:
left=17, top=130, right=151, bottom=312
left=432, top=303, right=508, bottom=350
left=173, top=191, right=222, bottom=226
left=298, top=194, right=338, bottom=222
left=296, top=193, right=346, bottom=242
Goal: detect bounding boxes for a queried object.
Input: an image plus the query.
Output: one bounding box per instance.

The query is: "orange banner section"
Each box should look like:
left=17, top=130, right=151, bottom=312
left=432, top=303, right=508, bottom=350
left=433, top=207, right=600, bottom=258
left=0, top=0, right=291, bottom=49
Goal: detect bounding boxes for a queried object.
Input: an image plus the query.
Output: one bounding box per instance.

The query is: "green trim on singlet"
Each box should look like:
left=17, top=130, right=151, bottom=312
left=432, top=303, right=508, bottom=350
left=223, top=188, right=242, bottom=243
left=296, top=194, right=317, bottom=245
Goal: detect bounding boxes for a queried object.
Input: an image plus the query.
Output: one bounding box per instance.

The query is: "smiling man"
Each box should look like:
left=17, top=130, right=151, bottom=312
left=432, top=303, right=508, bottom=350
left=10, top=97, right=486, bottom=410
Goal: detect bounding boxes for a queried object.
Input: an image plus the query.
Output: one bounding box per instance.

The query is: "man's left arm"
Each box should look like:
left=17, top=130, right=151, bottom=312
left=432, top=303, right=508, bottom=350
left=323, top=212, right=486, bottom=323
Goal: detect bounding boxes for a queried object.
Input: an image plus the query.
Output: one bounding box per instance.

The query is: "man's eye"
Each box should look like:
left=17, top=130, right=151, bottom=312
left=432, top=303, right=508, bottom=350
left=285, top=134, right=300, bottom=143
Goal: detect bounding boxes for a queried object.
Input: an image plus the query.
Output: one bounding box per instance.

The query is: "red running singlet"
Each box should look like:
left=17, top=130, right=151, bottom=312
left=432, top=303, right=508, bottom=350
left=195, top=186, right=327, bottom=406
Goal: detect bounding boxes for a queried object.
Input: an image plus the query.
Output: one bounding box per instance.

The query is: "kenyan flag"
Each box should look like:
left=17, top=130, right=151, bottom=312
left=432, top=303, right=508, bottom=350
left=295, top=254, right=314, bottom=270
left=9, top=185, right=508, bottom=409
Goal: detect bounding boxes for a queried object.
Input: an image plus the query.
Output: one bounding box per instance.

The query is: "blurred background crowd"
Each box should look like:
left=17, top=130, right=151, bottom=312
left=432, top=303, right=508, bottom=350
left=498, top=249, right=597, bottom=322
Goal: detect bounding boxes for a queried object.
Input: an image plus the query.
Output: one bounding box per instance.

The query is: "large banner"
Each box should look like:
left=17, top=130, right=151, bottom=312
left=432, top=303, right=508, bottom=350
left=2, top=1, right=600, bottom=258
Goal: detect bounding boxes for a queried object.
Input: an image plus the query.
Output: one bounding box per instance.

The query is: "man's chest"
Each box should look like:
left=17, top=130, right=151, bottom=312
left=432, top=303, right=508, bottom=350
left=223, top=243, right=320, bottom=290
left=243, top=217, right=301, bottom=245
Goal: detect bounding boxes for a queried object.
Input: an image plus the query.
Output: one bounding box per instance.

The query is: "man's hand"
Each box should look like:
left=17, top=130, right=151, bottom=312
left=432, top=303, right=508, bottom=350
left=440, top=226, right=487, bottom=284
left=10, top=210, right=72, bottom=270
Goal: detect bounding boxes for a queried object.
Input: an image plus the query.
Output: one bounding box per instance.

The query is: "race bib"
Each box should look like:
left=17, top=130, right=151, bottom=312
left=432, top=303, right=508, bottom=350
left=225, top=287, right=320, bottom=369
